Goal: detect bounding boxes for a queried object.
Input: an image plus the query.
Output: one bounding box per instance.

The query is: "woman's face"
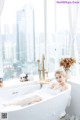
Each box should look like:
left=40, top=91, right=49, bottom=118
left=55, top=73, right=65, bottom=83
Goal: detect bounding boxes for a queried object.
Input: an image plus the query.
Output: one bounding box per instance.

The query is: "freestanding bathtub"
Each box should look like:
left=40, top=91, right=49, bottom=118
left=0, top=83, right=71, bottom=120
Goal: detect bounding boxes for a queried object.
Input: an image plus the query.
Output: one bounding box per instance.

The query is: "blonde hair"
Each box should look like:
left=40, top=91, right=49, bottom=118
left=55, top=70, right=67, bottom=81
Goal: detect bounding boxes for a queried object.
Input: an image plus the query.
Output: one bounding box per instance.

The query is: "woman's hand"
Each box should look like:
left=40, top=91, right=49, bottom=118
left=50, top=83, right=57, bottom=89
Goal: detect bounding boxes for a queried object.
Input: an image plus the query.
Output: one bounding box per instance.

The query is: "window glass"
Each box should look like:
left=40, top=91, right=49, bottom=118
left=0, top=0, right=80, bottom=81
left=0, top=0, right=44, bottom=80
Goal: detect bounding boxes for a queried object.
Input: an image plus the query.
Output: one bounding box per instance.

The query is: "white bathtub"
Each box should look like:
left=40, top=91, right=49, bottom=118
left=0, top=84, right=71, bottom=120
left=66, top=76, right=80, bottom=116
left=0, top=82, right=40, bottom=101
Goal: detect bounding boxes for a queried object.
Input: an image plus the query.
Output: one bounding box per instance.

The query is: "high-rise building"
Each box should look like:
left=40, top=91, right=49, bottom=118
left=16, top=5, right=35, bottom=63
left=1, top=24, right=17, bottom=63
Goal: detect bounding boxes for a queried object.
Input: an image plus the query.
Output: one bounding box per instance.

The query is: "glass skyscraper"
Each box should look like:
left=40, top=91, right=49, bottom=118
left=16, top=5, right=35, bottom=63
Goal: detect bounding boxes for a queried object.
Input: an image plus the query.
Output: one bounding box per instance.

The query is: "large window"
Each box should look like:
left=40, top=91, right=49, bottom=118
left=0, top=0, right=80, bottom=81
left=0, top=0, right=45, bottom=80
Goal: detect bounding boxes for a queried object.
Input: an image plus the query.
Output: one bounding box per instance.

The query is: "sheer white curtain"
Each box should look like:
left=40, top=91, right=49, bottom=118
left=68, top=3, right=79, bottom=76
left=0, top=0, right=5, bottom=15
left=0, top=0, right=5, bottom=78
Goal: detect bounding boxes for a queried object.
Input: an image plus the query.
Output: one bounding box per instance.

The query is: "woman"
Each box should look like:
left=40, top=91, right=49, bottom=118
left=50, top=70, right=68, bottom=91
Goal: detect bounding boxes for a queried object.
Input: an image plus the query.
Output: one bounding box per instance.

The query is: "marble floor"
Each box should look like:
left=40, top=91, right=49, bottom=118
left=60, top=114, right=80, bottom=120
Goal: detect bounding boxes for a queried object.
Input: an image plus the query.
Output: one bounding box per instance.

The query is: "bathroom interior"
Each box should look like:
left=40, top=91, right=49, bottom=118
left=0, top=0, right=80, bottom=120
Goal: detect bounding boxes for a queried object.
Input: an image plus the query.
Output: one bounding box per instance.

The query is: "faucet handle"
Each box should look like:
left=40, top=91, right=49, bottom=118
left=45, top=71, right=48, bottom=77
left=37, top=59, right=40, bottom=62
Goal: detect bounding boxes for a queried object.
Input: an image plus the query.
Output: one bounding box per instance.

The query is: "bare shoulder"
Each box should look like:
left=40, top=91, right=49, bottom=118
left=61, top=84, right=68, bottom=91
